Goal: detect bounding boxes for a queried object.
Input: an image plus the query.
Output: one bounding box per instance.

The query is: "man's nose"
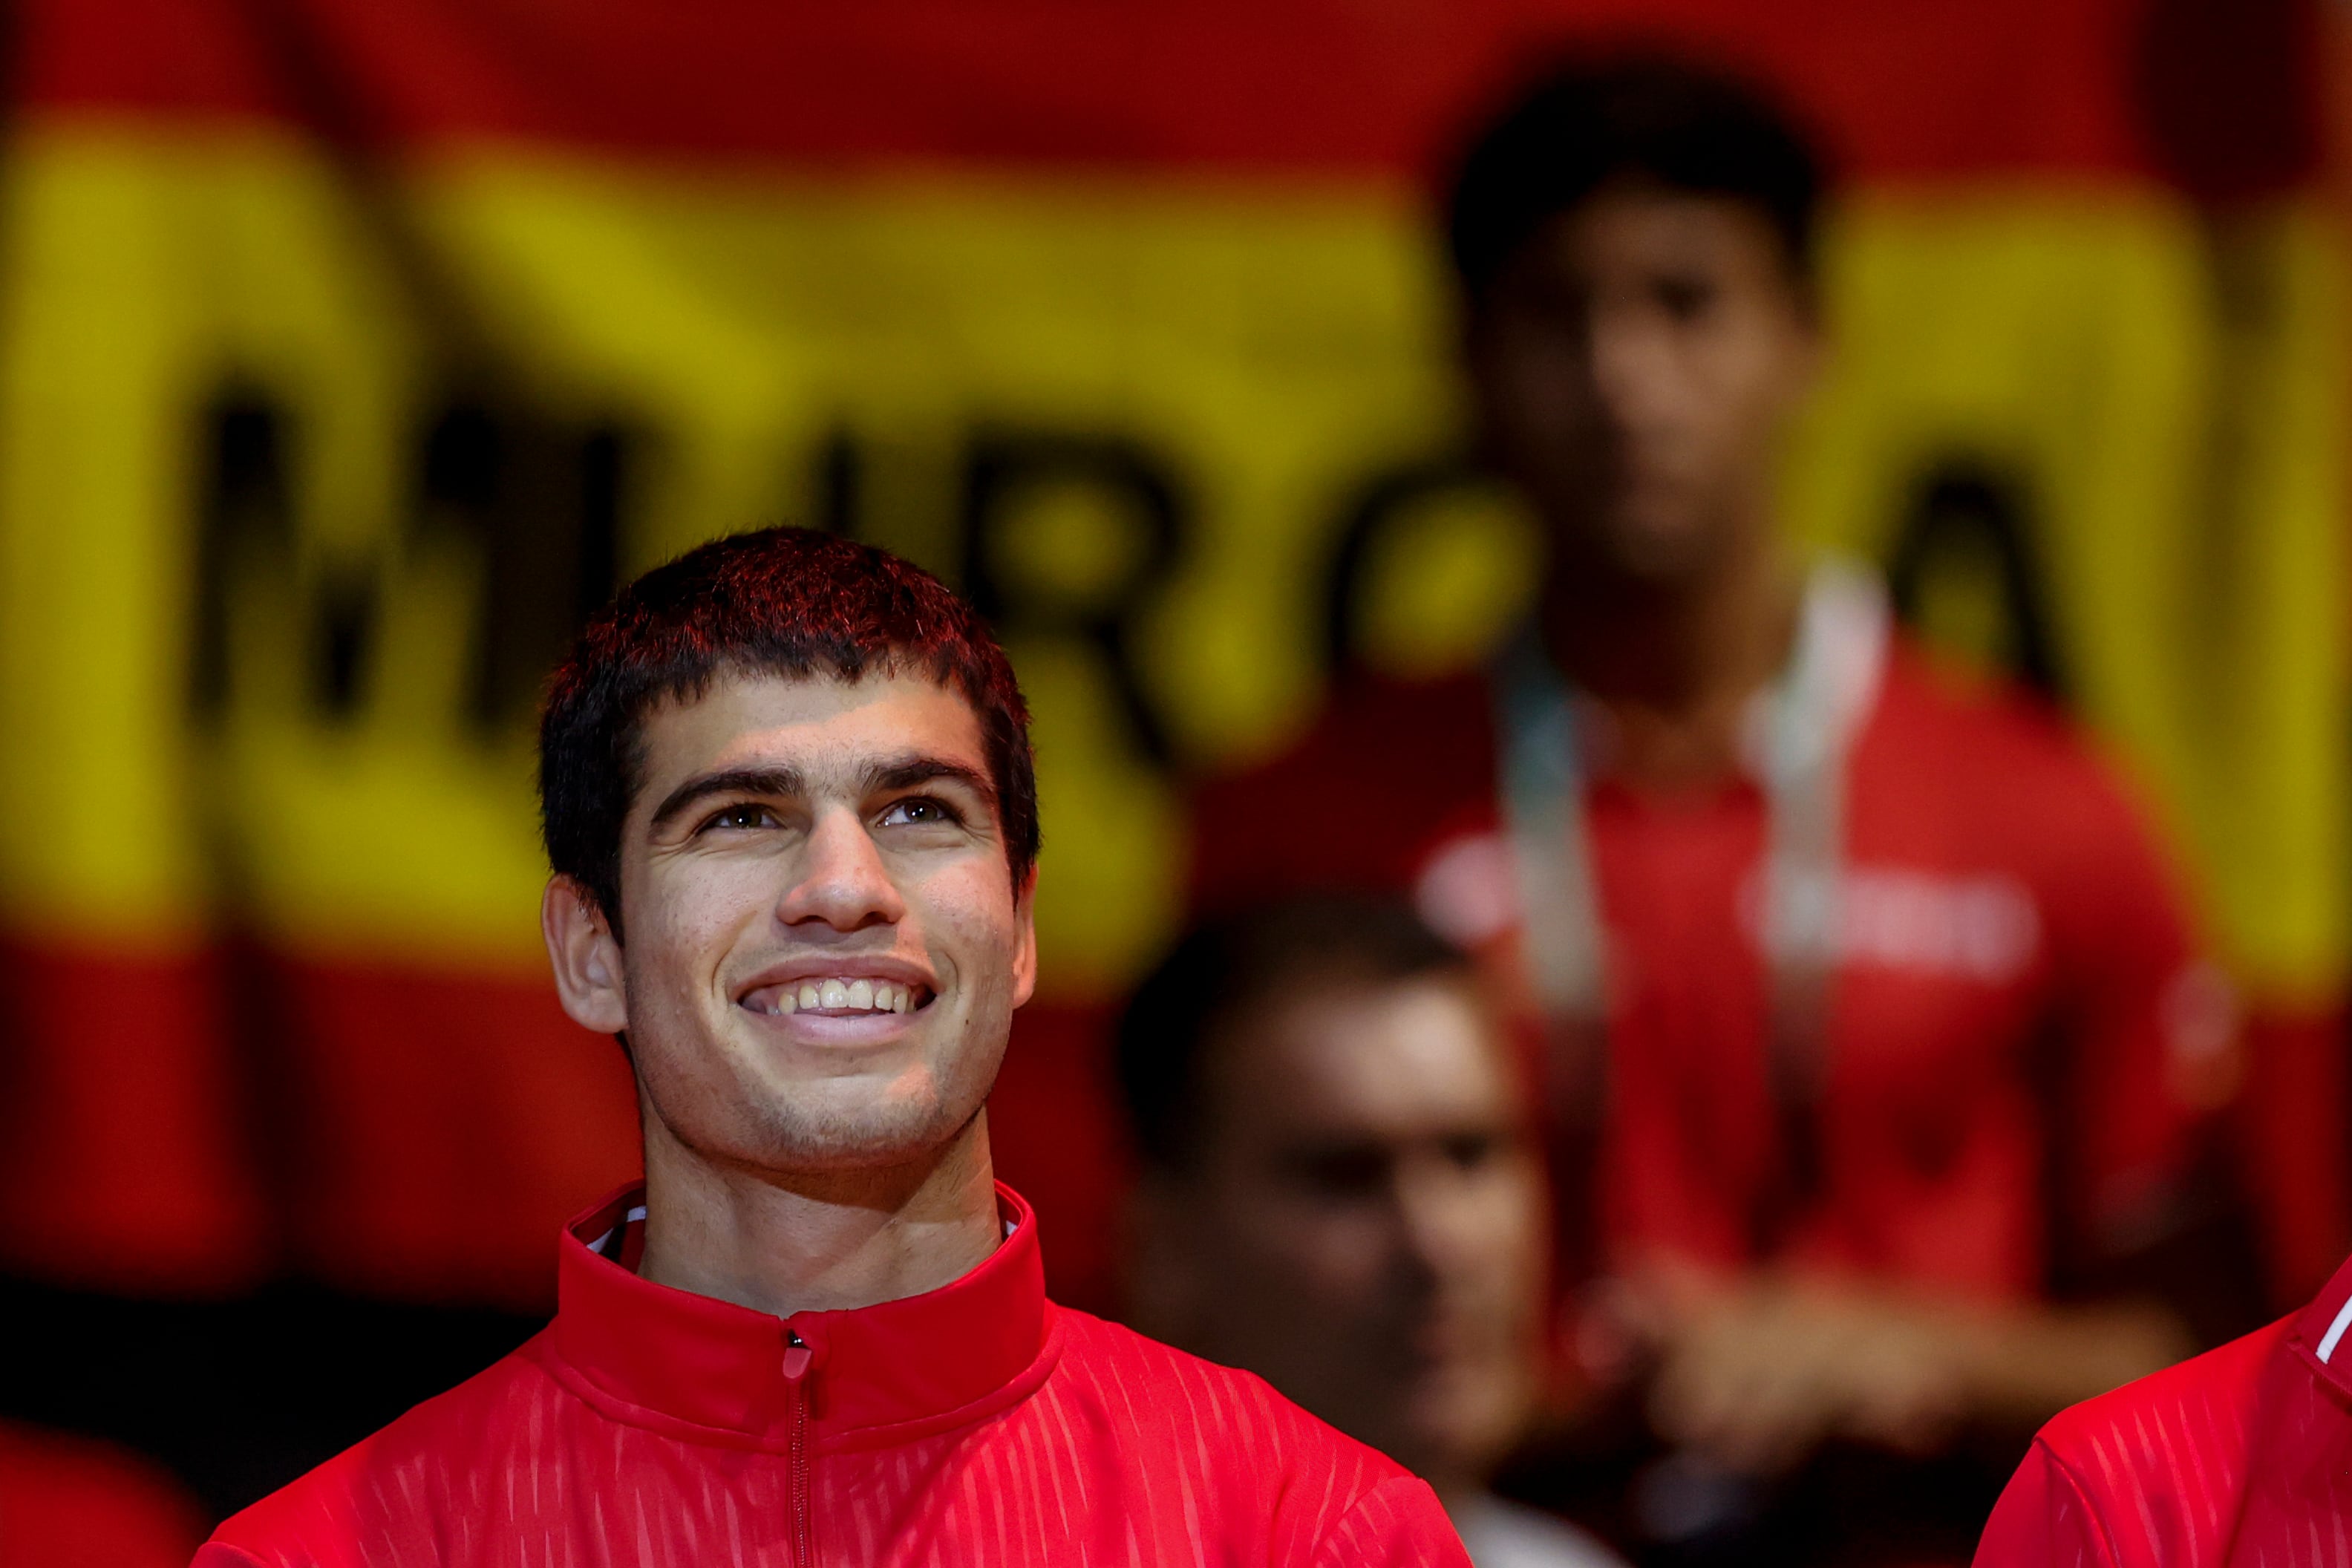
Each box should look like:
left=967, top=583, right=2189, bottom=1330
left=1587, top=303, right=1674, bottom=426
left=775, top=805, right=906, bottom=932
left=1392, top=1162, right=1479, bottom=1282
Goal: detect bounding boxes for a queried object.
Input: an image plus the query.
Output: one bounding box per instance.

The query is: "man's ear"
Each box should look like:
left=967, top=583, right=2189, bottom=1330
left=1010, top=868, right=1039, bottom=1009
left=543, top=876, right=629, bottom=1034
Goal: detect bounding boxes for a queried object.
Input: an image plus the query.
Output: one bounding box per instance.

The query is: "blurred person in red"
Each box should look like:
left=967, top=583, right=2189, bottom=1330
left=0, top=1423, right=203, bottom=1567
left=1972, top=1247, right=2352, bottom=1564
left=1192, top=53, right=2247, bottom=1561
left=1117, top=895, right=1620, bottom=1567
left=200, top=529, right=1469, bottom=1567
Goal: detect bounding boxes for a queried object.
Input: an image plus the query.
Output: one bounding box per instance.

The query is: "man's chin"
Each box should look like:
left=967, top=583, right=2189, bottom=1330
left=1541, top=500, right=1724, bottom=587
left=747, top=1084, right=967, bottom=1169
left=1598, top=509, right=1725, bottom=581
left=653, top=1065, right=979, bottom=1178
left=1399, top=1391, right=1523, bottom=1479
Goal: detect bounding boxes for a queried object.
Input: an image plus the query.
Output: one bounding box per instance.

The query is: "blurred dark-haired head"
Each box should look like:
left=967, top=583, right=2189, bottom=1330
left=1445, top=51, right=1825, bottom=306
left=1446, top=51, right=1827, bottom=587
left=1117, top=895, right=1544, bottom=1497
left=1116, top=895, right=1469, bottom=1174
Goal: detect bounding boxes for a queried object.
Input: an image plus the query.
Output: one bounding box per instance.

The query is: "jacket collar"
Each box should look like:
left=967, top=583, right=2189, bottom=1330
left=2288, top=1248, right=2352, bottom=1398
left=546, top=1180, right=1056, bottom=1448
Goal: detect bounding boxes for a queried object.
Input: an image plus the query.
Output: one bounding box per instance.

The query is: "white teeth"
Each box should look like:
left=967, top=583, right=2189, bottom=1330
left=763, top=979, right=921, bottom=1014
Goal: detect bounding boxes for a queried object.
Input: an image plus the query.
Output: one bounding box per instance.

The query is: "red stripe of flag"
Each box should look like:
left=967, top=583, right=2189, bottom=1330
left=12, top=0, right=2320, bottom=192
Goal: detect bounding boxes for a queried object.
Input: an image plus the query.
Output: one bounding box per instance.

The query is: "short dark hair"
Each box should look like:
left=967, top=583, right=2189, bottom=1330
left=1443, top=50, right=1826, bottom=303
left=538, top=527, right=1037, bottom=936
left=1115, top=895, right=1471, bottom=1173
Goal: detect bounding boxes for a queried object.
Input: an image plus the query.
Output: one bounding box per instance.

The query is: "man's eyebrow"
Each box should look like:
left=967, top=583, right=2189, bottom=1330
left=645, top=766, right=805, bottom=833
left=866, top=756, right=999, bottom=811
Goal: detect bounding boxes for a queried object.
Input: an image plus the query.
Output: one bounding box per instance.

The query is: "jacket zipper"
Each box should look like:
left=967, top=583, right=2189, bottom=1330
left=783, top=1329, right=815, bottom=1567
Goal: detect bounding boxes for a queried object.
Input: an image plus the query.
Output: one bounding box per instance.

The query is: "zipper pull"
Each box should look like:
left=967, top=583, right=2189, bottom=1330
left=783, top=1327, right=816, bottom=1567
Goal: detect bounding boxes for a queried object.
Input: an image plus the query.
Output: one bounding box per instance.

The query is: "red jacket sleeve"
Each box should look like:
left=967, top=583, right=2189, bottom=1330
left=1974, top=1441, right=2120, bottom=1568
left=2031, top=748, right=2227, bottom=1257
left=1308, top=1477, right=1474, bottom=1567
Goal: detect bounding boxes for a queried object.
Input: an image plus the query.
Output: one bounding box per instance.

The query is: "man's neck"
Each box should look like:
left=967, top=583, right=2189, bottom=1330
left=635, top=1111, right=1004, bottom=1319
left=1537, top=535, right=1802, bottom=790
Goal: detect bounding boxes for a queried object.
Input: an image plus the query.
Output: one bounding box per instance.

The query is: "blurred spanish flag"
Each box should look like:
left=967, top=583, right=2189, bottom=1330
left=0, top=0, right=2344, bottom=1313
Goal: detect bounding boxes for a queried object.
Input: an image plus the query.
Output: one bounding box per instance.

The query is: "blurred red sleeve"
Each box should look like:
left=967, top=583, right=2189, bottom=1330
left=2033, top=756, right=2231, bottom=1261
left=0, top=1422, right=204, bottom=1568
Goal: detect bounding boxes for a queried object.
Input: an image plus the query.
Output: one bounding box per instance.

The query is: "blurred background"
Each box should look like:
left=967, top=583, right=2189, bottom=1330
left=0, top=0, right=2348, bottom=1561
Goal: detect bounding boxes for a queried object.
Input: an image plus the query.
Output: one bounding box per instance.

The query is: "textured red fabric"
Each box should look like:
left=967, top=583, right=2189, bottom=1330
left=0, top=1422, right=203, bottom=1568
left=1973, top=1250, right=2352, bottom=1565
left=199, top=1183, right=1471, bottom=1567
left=1192, top=640, right=2214, bottom=1298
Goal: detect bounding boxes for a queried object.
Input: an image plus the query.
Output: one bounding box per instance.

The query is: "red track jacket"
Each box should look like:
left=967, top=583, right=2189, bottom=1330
left=200, top=1183, right=1469, bottom=1567
left=1192, top=630, right=2215, bottom=1302
left=1976, top=1250, right=2352, bottom=1565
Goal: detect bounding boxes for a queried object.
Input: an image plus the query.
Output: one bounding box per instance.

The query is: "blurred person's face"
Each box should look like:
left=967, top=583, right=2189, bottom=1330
left=545, top=670, right=1036, bottom=1176
left=1130, top=975, right=1546, bottom=1492
left=1465, top=186, right=1818, bottom=584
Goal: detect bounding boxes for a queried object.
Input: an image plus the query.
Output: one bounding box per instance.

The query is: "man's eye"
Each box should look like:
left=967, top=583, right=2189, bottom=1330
left=702, top=804, right=776, bottom=832
left=1655, top=275, right=1716, bottom=321
left=879, top=797, right=961, bottom=829
left=1290, top=1149, right=1389, bottom=1200
left=1441, top=1133, right=1498, bottom=1172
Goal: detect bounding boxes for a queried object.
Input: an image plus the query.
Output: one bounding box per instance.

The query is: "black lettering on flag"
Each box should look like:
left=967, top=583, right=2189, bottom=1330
left=191, top=392, right=297, bottom=717
left=958, top=430, right=1186, bottom=766
left=1319, top=455, right=1487, bottom=680
left=811, top=427, right=860, bottom=538
left=192, top=390, right=636, bottom=734
left=414, top=403, right=633, bottom=732
left=1886, top=457, right=2070, bottom=705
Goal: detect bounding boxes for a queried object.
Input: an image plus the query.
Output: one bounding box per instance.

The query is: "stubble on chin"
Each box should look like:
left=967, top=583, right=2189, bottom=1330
left=734, top=1075, right=970, bottom=1173
left=641, top=1008, right=1011, bottom=1180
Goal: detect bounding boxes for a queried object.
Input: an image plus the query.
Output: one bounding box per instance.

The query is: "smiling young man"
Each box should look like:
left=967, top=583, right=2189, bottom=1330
left=198, top=529, right=1470, bottom=1567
